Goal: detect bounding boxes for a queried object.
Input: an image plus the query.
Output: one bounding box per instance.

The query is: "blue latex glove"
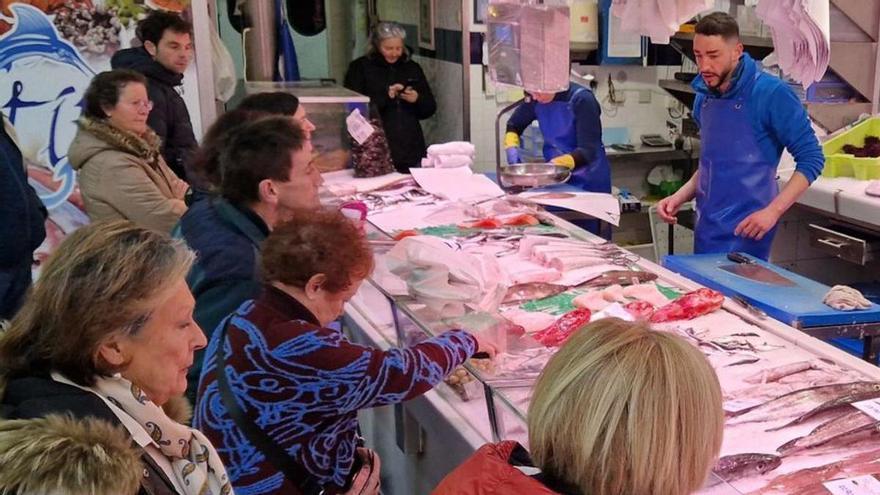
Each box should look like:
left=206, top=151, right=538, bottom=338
left=506, top=147, right=522, bottom=165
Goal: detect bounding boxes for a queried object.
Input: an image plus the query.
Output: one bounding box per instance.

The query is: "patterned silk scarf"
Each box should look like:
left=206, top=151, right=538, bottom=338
left=91, top=375, right=233, bottom=495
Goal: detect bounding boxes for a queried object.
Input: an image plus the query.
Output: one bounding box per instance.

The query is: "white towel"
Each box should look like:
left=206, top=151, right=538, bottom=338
left=424, top=154, right=473, bottom=169
left=427, top=141, right=476, bottom=157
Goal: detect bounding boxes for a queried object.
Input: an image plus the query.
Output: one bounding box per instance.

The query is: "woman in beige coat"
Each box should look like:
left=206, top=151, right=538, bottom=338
left=68, top=70, right=188, bottom=233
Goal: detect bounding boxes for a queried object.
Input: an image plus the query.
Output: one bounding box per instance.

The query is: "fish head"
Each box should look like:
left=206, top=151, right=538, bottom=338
left=752, top=455, right=782, bottom=475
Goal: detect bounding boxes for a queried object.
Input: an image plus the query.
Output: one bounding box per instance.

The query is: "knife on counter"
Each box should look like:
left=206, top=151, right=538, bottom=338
left=731, top=294, right=768, bottom=319
left=718, top=252, right=797, bottom=287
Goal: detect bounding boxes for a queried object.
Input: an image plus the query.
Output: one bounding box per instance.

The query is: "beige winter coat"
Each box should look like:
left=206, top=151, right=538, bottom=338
left=68, top=117, right=188, bottom=233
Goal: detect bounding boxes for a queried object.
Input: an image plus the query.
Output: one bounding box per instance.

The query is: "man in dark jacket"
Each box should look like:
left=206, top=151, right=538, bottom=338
left=0, top=115, right=47, bottom=321
left=111, top=11, right=196, bottom=180
left=174, top=117, right=323, bottom=399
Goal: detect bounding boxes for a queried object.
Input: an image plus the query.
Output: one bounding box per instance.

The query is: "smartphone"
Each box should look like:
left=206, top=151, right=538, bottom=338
left=403, top=77, right=418, bottom=91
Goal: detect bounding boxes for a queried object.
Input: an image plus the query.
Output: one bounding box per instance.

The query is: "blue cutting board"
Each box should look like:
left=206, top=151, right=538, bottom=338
left=663, top=253, right=880, bottom=328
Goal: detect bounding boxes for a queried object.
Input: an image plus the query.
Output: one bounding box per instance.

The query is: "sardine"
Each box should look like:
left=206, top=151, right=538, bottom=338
left=503, top=283, right=567, bottom=304
left=727, top=382, right=880, bottom=426
left=758, top=449, right=880, bottom=494
left=714, top=453, right=782, bottom=482
left=769, top=383, right=880, bottom=431
left=777, top=409, right=875, bottom=455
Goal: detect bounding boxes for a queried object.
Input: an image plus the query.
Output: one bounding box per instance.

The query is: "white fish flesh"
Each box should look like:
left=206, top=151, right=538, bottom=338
left=573, top=291, right=611, bottom=312
left=744, top=361, right=817, bottom=385
left=621, top=283, right=669, bottom=307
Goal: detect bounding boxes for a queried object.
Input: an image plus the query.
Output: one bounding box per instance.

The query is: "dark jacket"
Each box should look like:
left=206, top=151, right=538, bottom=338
left=433, top=441, right=582, bottom=495
left=0, top=373, right=187, bottom=495
left=0, top=116, right=46, bottom=321
left=112, top=47, right=197, bottom=181
left=194, top=285, right=477, bottom=494
left=173, top=197, right=269, bottom=397
left=344, top=53, right=436, bottom=172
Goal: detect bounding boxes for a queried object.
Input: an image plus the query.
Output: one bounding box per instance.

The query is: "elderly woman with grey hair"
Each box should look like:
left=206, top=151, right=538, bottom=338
left=344, top=21, right=436, bottom=173
left=0, top=221, right=232, bottom=495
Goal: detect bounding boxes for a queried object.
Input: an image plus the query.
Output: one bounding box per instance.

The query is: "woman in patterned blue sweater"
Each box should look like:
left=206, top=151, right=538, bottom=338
left=195, top=209, right=483, bottom=494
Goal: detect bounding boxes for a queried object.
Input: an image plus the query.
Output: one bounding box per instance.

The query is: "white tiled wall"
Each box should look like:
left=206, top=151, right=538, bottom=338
left=468, top=64, right=686, bottom=173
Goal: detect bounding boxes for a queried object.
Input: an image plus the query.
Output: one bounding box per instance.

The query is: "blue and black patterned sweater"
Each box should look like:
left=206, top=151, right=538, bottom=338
left=194, top=284, right=477, bottom=494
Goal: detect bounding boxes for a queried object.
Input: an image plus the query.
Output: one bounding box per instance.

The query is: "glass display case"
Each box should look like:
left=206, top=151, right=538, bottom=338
left=359, top=220, right=744, bottom=494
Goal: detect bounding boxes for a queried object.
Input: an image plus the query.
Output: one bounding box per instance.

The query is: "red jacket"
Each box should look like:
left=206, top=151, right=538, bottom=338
left=433, top=441, right=578, bottom=495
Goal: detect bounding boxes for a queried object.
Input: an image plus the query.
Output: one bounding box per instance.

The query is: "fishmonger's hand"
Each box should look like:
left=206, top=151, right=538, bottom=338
left=735, top=206, right=781, bottom=240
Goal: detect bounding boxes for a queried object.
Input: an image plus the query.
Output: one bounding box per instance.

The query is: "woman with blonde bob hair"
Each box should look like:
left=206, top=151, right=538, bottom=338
left=434, top=318, right=724, bottom=495
left=0, top=221, right=231, bottom=495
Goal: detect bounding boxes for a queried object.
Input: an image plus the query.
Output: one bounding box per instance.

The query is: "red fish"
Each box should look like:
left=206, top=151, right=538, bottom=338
left=392, top=229, right=420, bottom=241
left=503, top=214, right=539, bottom=226
left=533, top=308, right=592, bottom=347
left=649, top=288, right=724, bottom=323
left=624, top=301, right=655, bottom=320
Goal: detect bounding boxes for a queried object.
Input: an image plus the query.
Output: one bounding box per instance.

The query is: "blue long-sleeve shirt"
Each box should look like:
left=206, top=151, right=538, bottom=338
left=692, top=53, right=824, bottom=183
left=506, top=83, right=603, bottom=167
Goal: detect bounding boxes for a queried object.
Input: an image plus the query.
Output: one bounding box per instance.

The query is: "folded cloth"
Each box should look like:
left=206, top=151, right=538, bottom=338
left=866, top=180, right=880, bottom=198
left=430, top=154, right=473, bottom=169
left=427, top=141, right=476, bottom=157
left=823, top=285, right=873, bottom=311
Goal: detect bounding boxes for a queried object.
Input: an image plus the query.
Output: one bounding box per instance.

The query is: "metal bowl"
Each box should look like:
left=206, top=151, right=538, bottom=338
left=499, top=163, right=572, bottom=188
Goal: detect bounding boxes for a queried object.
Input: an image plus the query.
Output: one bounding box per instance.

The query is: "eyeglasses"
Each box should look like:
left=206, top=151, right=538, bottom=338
left=127, top=99, right=154, bottom=111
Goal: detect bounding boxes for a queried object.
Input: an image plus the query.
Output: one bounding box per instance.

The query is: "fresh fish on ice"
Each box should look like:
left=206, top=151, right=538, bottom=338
left=770, top=383, right=880, bottom=430
left=601, top=284, right=626, bottom=302
left=503, top=309, right=559, bottom=334
left=714, top=453, right=782, bottom=482
left=579, top=270, right=658, bottom=288
left=744, top=361, right=817, bottom=384
left=503, top=282, right=568, bottom=304
left=777, top=409, right=875, bottom=455
left=728, top=382, right=880, bottom=426
left=757, top=448, right=880, bottom=494
left=649, top=288, right=724, bottom=323
left=546, top=254, right=612, bottom=272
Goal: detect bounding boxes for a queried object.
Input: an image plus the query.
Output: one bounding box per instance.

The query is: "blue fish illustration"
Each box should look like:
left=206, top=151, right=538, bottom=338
left=0, top=3, right=95, bottom=76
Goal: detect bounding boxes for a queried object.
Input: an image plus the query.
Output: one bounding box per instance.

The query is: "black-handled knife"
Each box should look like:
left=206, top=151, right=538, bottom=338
left=727, top=252, right=755, bottom=264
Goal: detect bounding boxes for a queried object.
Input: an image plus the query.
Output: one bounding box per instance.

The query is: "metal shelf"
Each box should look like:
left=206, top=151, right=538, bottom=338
left=658, top=78, right=696, bottom=110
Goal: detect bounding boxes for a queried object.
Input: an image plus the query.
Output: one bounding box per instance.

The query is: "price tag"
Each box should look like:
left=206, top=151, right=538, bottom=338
left=853, top=398, right=880, bottom=421
left=346, top=108, right=374, bottom=145
left=823, top=475, right=880, bottom=495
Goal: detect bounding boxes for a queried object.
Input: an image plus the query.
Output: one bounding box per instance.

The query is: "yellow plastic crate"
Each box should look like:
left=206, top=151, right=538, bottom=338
left=822, top=116, right=880, bottom=180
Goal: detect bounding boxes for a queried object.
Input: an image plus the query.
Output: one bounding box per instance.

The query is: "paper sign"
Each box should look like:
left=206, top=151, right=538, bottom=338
left=518, top=191, right=621, bottom=226
left=346, top=108, right=375, bottom=145
left=410, top=167, right=505, bottom=202
left=823, top=475, right=880, bottom=495
left=853, top=399, right=880, bottom=421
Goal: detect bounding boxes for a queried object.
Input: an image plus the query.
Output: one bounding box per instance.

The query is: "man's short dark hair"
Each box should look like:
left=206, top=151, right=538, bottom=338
left=220, top=117, right=308, bottom=205
left=238, top=92, right=301, bottom=116
left=136, top=11, right=193, bottom=45
left=695, top=12, right=740, bottom=40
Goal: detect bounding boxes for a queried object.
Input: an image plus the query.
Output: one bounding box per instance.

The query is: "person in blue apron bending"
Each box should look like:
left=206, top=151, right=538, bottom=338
left=504, top=82, right=612, bottom=236
left=657, top=12, right=824, bottom=260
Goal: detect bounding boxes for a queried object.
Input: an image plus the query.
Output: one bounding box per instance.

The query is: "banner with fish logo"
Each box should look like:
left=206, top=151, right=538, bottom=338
left=0, top=0, right=202, bottom=265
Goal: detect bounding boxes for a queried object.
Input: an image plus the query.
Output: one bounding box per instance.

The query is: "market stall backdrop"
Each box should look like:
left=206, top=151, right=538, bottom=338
left=0, top=0, right=201, bottom=269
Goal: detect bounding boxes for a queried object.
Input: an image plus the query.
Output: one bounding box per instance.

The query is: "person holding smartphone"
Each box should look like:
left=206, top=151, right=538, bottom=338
left=344, top=21, right=437, bottom=173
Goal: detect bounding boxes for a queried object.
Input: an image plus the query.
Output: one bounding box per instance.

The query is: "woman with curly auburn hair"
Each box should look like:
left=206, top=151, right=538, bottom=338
left=195, top=208, right=491, bottom=495
left=434, top=318, right=724, bottom=495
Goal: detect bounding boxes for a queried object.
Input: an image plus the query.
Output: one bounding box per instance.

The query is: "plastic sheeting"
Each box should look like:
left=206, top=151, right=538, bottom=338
left=610, top=0, right=713, bottom=44
left=757, top=0, right=829, bottom=86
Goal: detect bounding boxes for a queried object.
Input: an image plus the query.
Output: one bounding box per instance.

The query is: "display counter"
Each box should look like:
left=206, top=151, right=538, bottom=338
left=330, top=172, right=880, bottom=495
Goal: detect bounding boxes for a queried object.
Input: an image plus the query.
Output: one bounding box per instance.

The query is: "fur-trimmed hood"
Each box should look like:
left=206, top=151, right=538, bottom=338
left=68, top=117, right=163, bottom=172
left=0, top=414, right=142, bottom=495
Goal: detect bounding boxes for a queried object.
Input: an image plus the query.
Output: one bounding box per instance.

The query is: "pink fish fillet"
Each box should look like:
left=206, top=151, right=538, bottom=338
left=649, top=288, right=725, bottom=323
left=573, top=291, right=611, bottom=312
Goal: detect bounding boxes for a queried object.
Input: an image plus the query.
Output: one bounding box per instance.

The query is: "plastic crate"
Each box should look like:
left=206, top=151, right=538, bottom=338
left=821, top=116, right=880, bottom=180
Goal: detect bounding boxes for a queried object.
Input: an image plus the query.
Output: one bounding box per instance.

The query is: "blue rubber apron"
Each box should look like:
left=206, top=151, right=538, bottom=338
left=535, top=88, right=612, bottom=237
left=535, top=87, right=612, bottom=194
left=695, top=73, right=778, bottom=260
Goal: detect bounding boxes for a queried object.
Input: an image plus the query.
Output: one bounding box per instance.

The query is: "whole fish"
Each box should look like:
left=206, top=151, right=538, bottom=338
left=714, top=453, right=782, bottom=482
left=756, top=449, right=880, bottom=494
left=503, top=282, right=567, bottom=304
left=0, top=4, right=94, bottom=75
left=744, top=361, right=816, bottom=385
left=769, top=383, right=880, bottom=431
left=777, top=409, right=875, bottom=456
left=728, top=382, right=880, bottom=426
left=580, top=270, right=658, bottom=288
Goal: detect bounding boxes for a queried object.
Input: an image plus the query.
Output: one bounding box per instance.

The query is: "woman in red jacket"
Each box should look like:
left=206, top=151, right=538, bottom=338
left=434, top=318, right=724, bottom=495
